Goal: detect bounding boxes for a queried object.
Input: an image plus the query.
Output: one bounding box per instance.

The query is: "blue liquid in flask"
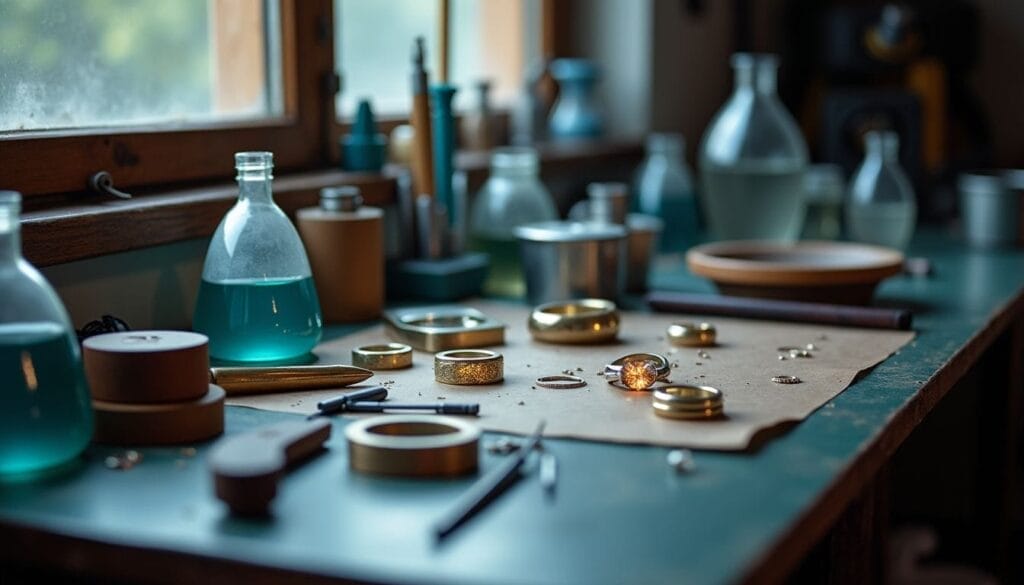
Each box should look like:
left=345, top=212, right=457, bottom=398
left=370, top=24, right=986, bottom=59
left=193, top=276, right=323, bottom=363
left=0, top=322, right=93, bottom=476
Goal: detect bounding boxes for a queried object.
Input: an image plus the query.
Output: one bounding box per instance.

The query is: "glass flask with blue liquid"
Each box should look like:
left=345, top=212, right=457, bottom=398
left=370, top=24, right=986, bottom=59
left=193, top=152, right=323, bottom=363
left=0, top=191, right=93, bottom=476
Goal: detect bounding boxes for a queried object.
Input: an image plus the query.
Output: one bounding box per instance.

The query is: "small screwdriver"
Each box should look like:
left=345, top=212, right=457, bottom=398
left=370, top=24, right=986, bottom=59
left=307, top=386, right=389, bottom=419
left=341, top=402, right=479, bottom=415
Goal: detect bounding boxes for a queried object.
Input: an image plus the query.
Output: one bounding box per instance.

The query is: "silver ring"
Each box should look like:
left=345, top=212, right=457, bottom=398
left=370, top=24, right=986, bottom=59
left=535, top=375, right=587, bottom=389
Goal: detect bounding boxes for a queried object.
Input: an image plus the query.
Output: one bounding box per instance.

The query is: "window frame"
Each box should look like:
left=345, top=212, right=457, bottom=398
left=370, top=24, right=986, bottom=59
left=0, top=0, right=337, bottom=200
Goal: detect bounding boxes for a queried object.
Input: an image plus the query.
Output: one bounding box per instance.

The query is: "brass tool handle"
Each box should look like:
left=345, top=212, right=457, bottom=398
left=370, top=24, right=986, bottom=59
left=209, top=365, right=374, bottom=396
left=410, top=91, right=434, bottom=197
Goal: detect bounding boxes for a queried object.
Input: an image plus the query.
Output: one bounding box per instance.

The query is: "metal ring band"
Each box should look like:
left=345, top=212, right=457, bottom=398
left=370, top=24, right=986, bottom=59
left=345, top=415, right=480, bottom=477
left=652, top=385, right=724, bottom=420
left=434, top=349, right=504, bottom=385
left=535, top=375, right=587, bottom=389
left=528, top=299, right=620, bottom=344
left=352, top=343, right=413, bottom=370
left=604, top=352, right=671, bottom=382
left=666, top=322, right=717, bottom=347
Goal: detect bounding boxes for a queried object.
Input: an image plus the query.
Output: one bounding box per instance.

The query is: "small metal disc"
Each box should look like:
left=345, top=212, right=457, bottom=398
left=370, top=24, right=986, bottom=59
left=771, top=375, right=802, bottom=384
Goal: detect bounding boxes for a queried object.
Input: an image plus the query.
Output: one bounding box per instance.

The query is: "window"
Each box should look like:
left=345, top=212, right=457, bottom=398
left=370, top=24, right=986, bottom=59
left=0, top=0, right=282, bottom=132
left=334, top=0, right=541, bottom=116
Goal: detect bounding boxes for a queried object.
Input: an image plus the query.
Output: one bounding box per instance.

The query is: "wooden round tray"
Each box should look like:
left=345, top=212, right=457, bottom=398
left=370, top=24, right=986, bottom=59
left=686, top=240, right=904, bottom=305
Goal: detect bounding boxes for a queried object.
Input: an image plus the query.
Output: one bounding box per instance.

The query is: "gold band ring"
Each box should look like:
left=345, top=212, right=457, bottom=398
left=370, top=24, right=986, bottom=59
left=535, top=375, right=587, bottom=389
left=345, top=415, right=480, bottom=477
left=666, top=322, right=717, bottom=347
left=652, top=385, right=724, bottom=420
left=352, top=343, right=413, bottom=370
left=528, top=299, right=620, bottom=344
left=434, top=349, right=504, bottom=385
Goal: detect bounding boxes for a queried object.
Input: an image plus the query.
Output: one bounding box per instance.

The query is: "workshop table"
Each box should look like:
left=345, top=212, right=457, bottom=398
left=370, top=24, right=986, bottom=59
left=1, top=232, right=1021, bottom=585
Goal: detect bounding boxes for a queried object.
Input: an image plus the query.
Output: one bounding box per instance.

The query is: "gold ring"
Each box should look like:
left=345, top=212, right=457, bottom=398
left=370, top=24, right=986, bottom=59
left=345, top=415, right=480, bottom=477
left=352, top=343, right=413, bottom=370
left=434, top=349, right=504, bottom=385
left=535, top=375, right=587, bottom=389
left=528, top=299, right=620, bottom=344
left=652, top=385, right=724, bottom=420
left=604, top=352, right=671, bottom=384
left=666, top=322, right=717, bottom=347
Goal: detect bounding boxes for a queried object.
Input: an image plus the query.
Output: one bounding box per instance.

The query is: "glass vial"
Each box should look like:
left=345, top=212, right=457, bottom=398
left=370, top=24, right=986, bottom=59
left=846, top=131, right=917, bottom=250
left=0, top=191, right=93, bottom=475
left=548, top=59, right=604, bottom=141
left=699, top=53, right=809, bottom=241
left=634, top=133, right=698, bottom=251
left=470, top=147, right=558, bottom=297
left=194, top=152, right=323, bottom=363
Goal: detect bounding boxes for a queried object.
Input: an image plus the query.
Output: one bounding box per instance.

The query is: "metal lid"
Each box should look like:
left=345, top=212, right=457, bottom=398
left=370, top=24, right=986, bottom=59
left=320, top=186, right=363, bottom=212
left=958, top=171, right=1007, bottom=197
left=626, top=213, right=664, bottom=234
left=515, top=221, right=628, bottom=243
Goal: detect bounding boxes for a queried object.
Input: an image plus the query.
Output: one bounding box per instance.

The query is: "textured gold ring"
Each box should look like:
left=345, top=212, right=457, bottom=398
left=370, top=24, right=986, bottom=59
left=352, top=343, right=413, bottom=370
left=666, top=322, right=717, bottom=347
left=434, top=349, right=504, bottom=385
left=652, top=385, right=724, bottom=420
left=528, top=299, right=620, bottom=344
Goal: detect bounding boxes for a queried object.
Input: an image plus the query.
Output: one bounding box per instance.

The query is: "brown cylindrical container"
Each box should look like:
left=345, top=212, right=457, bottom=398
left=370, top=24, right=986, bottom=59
left=297, top=186, right=384, bottom=322
left=83, top=331, right=210, bottom=404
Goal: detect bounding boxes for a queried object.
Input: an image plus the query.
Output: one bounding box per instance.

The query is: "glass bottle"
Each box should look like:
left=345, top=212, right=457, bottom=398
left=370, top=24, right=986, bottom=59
left=634, top=133, right=699, bottom=251
left=193, top=152, right=323, bottom=363
left=699, top=53, right=809, bottom=241
left=0, top=191, right=93, bottom=476
left=846, top=131, right=917, bottom=249
left=548, top=59, right=604, bottom=141
left=470, top=147, right=558, bottom=297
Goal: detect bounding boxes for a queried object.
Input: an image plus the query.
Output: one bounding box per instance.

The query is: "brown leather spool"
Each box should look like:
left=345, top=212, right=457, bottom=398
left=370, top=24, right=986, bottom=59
left=92, top=384, right=225, bottom=445
left=297, top=203, right=384, bottom=323
left=83, top=331, right=209, bottom=404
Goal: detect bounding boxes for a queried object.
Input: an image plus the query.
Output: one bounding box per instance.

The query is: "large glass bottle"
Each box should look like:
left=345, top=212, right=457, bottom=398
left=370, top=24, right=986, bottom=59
left=634, top=133, right=699, bottom=252
left=193, top=152, right=323, bottom=363
left=470, top=147, right=558, bottom=297
left=699, top=53, right=809, bottom=241
left=0, top=191, right=93, bottom=475
left=846, top=131, right=917, bottom=249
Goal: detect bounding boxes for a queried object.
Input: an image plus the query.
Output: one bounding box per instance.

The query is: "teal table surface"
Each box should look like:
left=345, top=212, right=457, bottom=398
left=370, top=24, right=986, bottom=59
left=2, top=232, right=1023, bottom=585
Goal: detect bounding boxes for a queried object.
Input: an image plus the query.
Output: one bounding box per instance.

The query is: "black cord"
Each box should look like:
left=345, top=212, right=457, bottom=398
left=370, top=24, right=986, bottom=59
left=76, top=315, right=131, bottom=343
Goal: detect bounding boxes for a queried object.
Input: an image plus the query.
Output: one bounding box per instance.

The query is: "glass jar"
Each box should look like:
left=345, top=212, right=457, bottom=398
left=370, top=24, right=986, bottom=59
left=0, top=191, right=93, bottom=476
left=699, top=53, right=809, bottom=241
left=470, top=147, right=558, bottom=297
left=548, top=59, right=604, bottom=141
left=846, top=131, right=917, bottom=250
left=193, top=152, right=323, bottom=363
left=634, top=133, right=699, bottom=251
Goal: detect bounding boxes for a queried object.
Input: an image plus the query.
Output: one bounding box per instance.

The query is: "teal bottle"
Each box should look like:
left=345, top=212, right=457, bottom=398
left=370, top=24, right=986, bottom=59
left=194, top=152, right=323, bottom=363
left=0, top=191, right=93, bottom=476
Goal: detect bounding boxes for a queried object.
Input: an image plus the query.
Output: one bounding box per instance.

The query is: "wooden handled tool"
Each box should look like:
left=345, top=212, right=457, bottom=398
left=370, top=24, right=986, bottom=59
left=209, top=419, right=332, bottom=516
left=410, top=37, right=434, bottom=197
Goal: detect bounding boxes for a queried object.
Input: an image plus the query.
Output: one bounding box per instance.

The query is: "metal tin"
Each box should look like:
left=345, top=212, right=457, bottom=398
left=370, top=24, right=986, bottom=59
left=383, top=306, right=506, bottom=352
left=959, top=171, right=1019, bottom=248
left=515, top=221, right=628, bottom=305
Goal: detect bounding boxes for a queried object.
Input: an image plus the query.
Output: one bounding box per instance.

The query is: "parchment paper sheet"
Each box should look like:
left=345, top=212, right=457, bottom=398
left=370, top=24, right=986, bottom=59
left=229, top=301, right=915, bottom=451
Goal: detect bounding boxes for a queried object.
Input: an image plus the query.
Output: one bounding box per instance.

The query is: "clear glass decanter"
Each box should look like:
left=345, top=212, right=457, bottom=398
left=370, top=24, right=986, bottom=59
left=634, top=133, right=699, bottom=251
left=0, top=191, right=93, bottom=475
left=846, top=130, right=917, bottom=250
left=699, top=53, right=809, bottom=241
left=470, top=147, right=558, bottom=297
left=193, top=152, right=323, bottom=363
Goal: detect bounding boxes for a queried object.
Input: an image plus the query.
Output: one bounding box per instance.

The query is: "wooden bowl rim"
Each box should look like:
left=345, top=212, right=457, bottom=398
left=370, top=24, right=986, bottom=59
left=686, top=240, right=905, bottom=287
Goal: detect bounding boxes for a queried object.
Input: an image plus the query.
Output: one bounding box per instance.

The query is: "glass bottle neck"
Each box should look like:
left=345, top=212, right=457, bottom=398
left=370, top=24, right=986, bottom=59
left=237, top=173, right=274, bottom=203
left=0, top=199, right=21, bottom=263
left=733, top=55, right=778, bottom=95
left=865, top=132, right=900, bottom=162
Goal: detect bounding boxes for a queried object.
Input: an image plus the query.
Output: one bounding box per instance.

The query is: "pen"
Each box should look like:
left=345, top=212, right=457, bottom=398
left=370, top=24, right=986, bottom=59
left=307, top=386, right=389, bottom=419
left=434, top=421, right=546, bottom=542
left=342, top=402, right=479, bottom=416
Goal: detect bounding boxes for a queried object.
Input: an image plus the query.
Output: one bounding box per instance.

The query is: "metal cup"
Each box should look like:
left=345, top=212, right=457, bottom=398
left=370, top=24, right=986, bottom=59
left=959, top=172, right=1019, bottom=248
left=515, top=221, right=628, bottom=305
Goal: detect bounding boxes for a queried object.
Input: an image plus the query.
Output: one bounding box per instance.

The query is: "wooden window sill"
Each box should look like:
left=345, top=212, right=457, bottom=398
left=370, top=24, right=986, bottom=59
left=22, top=139, right=644, bottom=267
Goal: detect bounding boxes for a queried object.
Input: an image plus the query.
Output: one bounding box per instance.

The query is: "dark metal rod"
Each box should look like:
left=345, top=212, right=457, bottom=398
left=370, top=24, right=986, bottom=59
left=342, top=402, right=479, bottom=415
left=308, top=386, right=389, bottom=419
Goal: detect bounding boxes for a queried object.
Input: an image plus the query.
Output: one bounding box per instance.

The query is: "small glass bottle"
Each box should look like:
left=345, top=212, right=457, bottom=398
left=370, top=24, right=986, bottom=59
left=470, top=147, right=558, bottom=297
left=548, top=59, right=604, bottom=141
left=699, top=53, right=809, bottom=241
left=194, top=152, right=323, bottom=363
left=634, top=133, right=699, bottom=251
left=0, top=191, right=93, bottom=476
left=846, top=131, right=917, bottom=249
